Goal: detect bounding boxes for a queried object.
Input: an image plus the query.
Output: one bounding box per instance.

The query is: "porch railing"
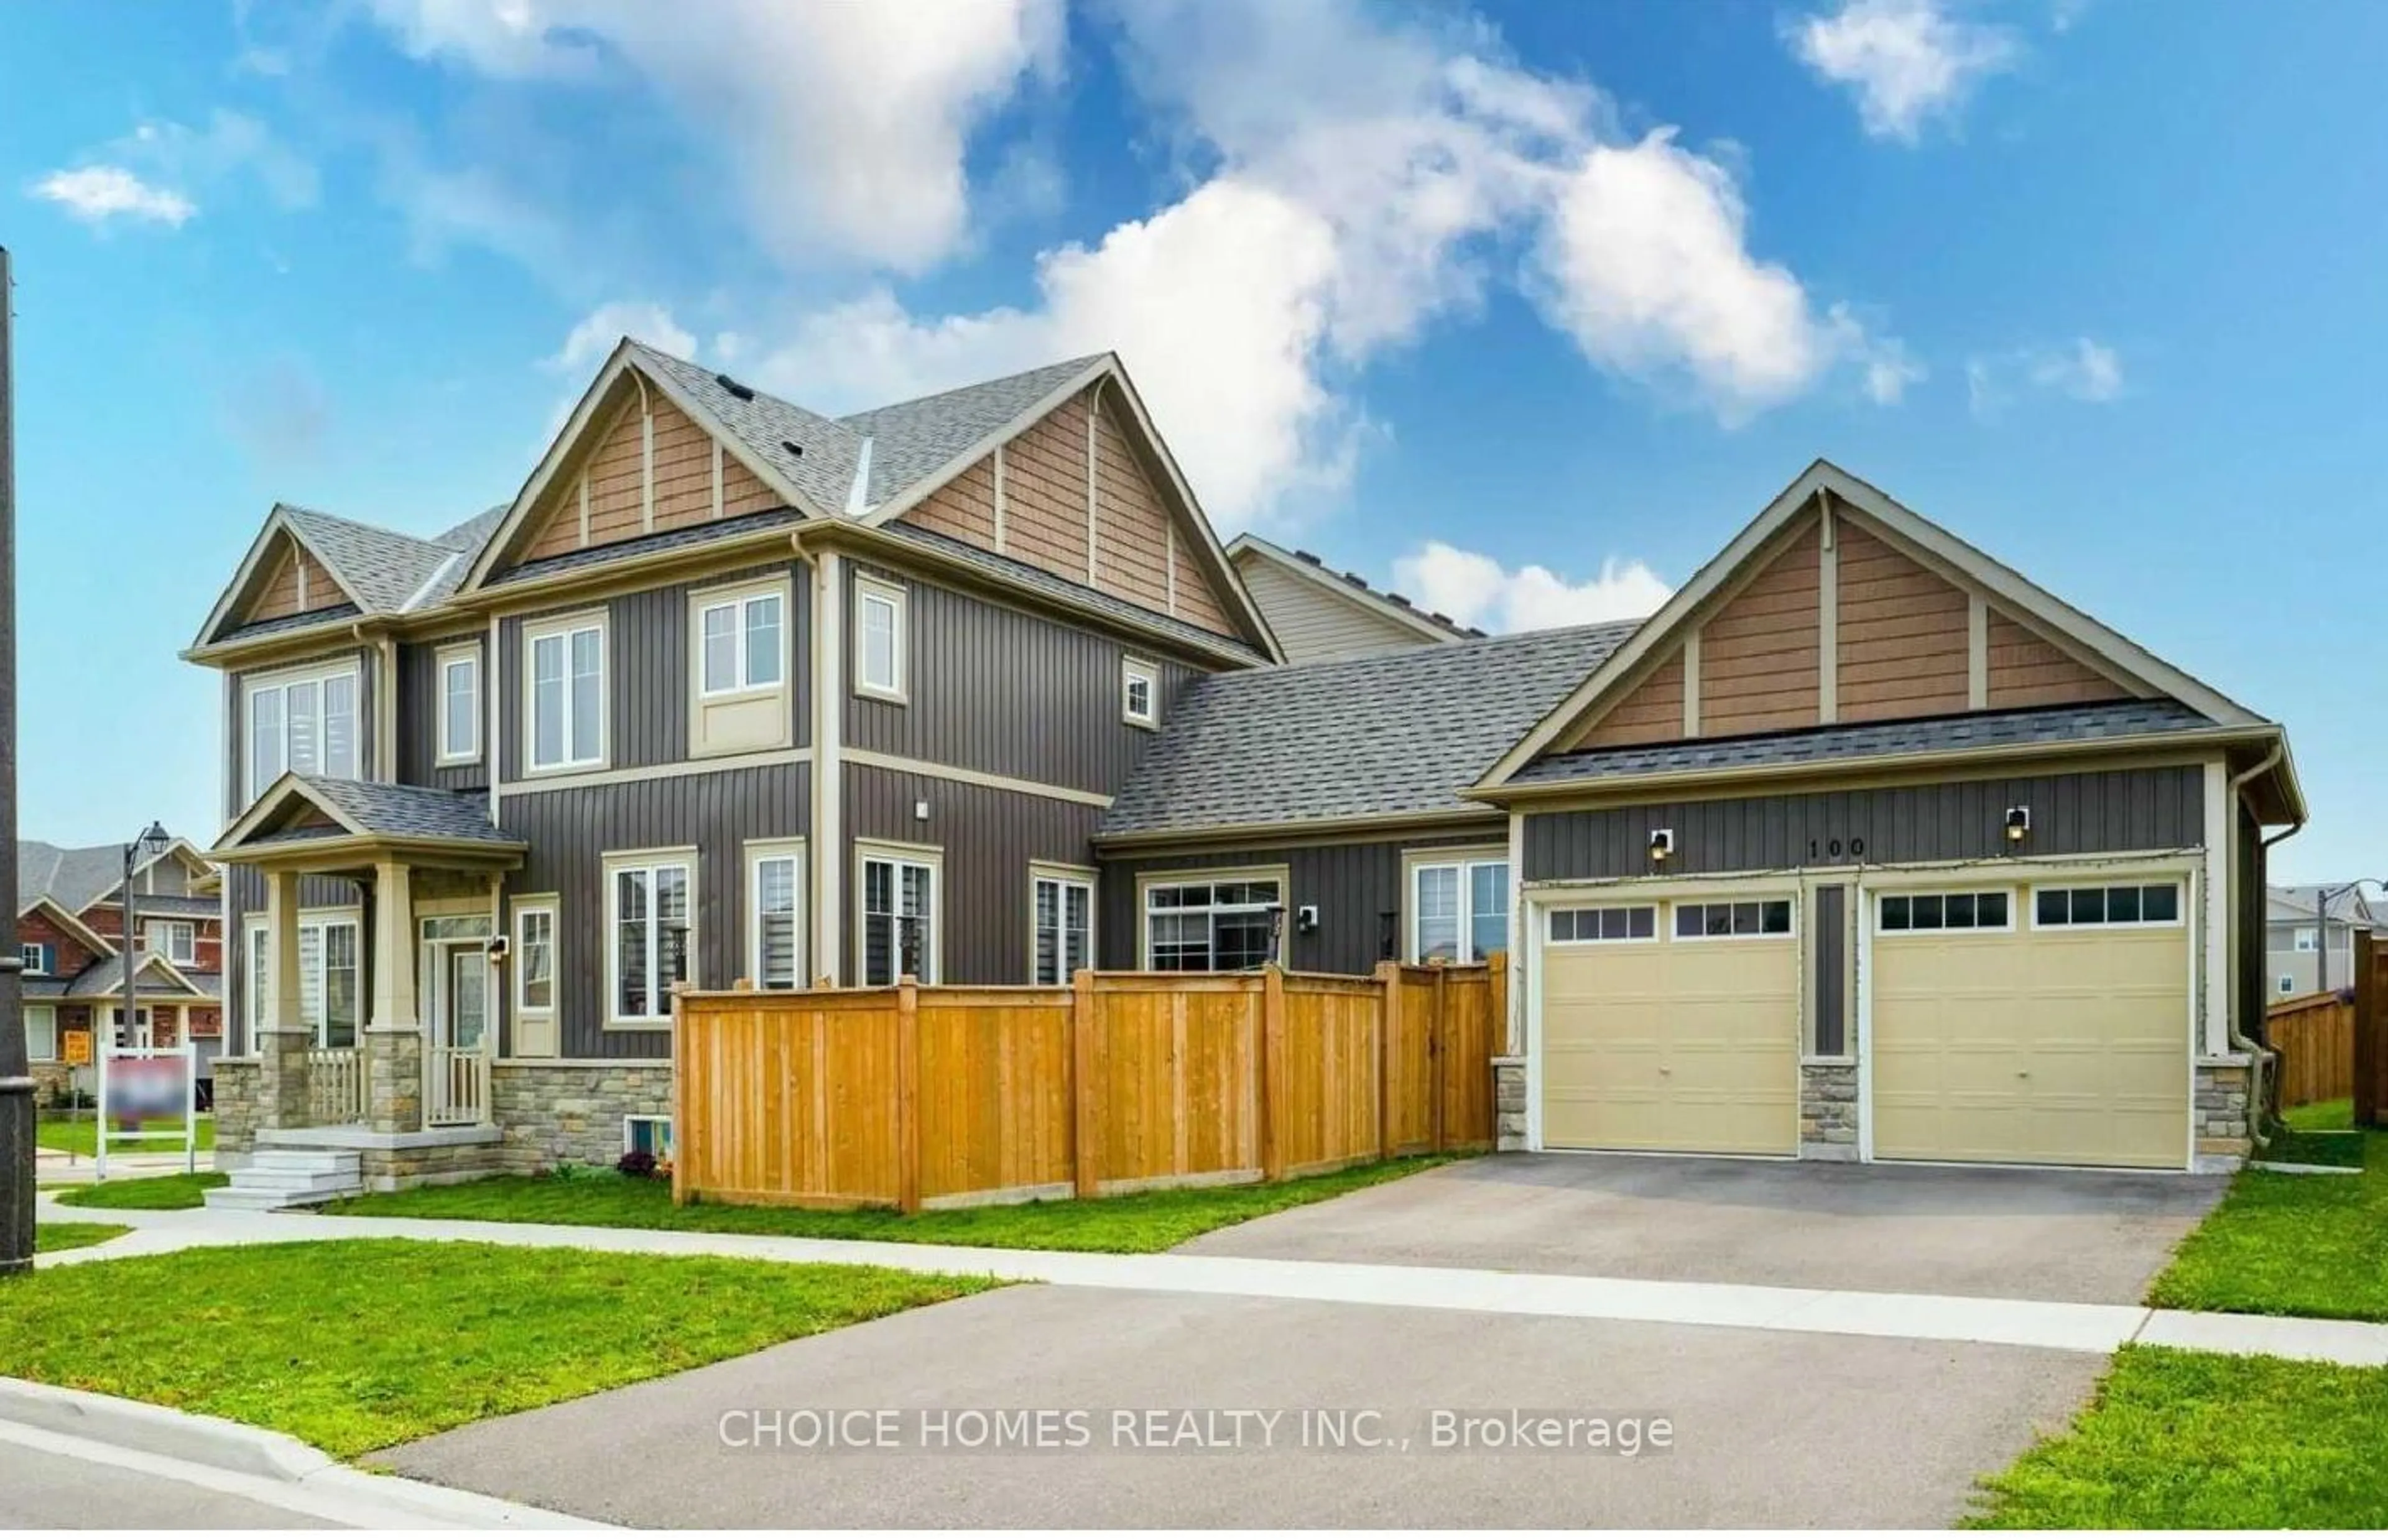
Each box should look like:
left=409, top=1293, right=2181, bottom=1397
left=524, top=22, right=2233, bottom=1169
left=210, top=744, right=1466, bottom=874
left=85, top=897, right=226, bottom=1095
left=305, top=1047, right=366, bottom=1125
left=427, top=1046, right=490, bottom=1127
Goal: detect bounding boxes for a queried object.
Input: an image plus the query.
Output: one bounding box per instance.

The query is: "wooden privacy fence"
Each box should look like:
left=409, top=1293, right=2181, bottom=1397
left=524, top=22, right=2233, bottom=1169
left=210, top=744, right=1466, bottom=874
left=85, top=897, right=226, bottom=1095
left=2268, top=989, right=2354, bottom=1109
left=672, top=958, right=1504, bottom=1212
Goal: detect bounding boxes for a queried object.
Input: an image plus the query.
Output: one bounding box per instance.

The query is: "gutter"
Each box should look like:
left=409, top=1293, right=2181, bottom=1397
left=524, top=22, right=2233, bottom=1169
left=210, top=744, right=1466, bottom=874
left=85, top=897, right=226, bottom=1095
left=2234, top=739, right=2302, bottom=1148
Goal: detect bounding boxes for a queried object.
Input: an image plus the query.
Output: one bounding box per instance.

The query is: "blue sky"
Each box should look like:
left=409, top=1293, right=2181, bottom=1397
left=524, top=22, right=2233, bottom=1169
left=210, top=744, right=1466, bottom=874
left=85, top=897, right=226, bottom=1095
left=2, top=0, right=2382, bottom=883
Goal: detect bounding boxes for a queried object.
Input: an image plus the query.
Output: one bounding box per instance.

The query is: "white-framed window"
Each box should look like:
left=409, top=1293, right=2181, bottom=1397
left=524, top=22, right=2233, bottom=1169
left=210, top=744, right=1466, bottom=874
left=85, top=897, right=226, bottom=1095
left=526, top=614, right=606, bottom=772
left=1409, top=854, right=1509, bottom=963
left=1547, top=904, right=1657, bottom=944
left=1032, top=866, right=1095, bottom=986
left=698, top=588, right=785, bottom=697
left=246, top=921, right=269, bottom=1047
left=19, top=942, right=48, bottom=975
left=2034, top=882, right=2182, bottom=929
left=24, top=1004, right=57, bottom=1061
left=515, top=901, right=557, bottom=1016
left=302, top=918, right=361, bottom=1047
left=246, top=663, right=359, bottom=800
left=437, top=642, right=481, bottom=765
left=858, top=844, right=939, bottom=985
left=1144, top=875, right=1283, bottom=972
left=1121, top=657, right=1159, bottom=729
left=1877, top=891, right=2012, bottom=933
left=746, top=841, right=805, bottom=990
left=2278, top=974, right=2297, bottom=995
left=606, top=852, right=693, bottom=1025
left=145, top=919, right=197, bottom=964
left=624, top=1114, right=674, bottom=1161
left=1674, top=899, right=1794, bottom=940
left=109, top=1005, right=154, bottom=1049
left=854, top=576, right=907, bottom=703
left=2293, top=926, right=2319, bottom=952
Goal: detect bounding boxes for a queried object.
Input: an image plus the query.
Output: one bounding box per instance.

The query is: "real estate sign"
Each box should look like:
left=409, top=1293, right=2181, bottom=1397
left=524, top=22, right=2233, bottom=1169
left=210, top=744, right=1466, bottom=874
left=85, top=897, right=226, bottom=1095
left=97, top=1044, right=198, bottom=1179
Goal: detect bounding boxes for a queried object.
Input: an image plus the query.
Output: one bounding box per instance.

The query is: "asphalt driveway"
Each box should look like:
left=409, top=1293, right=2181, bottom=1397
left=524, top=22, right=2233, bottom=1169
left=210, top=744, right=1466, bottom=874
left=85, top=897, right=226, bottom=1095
left=384, top=1283, right=2099, bottom=1528
left=1175, top=1153, right=2225, bottom=1303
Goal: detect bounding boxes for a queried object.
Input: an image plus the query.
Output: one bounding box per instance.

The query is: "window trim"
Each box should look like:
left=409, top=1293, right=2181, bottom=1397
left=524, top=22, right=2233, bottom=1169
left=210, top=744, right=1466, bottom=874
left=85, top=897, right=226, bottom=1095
left=854, top=839, right=942, bottom=985
left=1545, top=903, right=1660, bottom=946
left=19, top=942, right=47, bottom=975
left=1872, top=889, right=2017, bottom=936
left=522, top=609, right=609, bottom=775
left=1028, top=862, right=1098, bottom=987
left=852, top=575, right=909, bottom=704
left=1402, top=846, right=1511, bottom=965
left=435, top=641, right=483, bottom=766
left=512, top=895, right=559, bottom=1018
left=1121, top=657, right=1159, bottom=730
left=692, top=578, right=791, bottom=702
left=2293, top=926, right=2319, bottom=952
left=744, top=838, right=808, bottom=990
left=146, top=918, right=198, bottom=964
left=2278, top=974, right=2297, bottom=995
left=1670, top=897, right=1798, bottom=943
left=244, top=658, right=362, bottom=800
left=2029, top=881, right=2187, bottom=931
left=24, top=1003, right=57, bottom=1062
left=1136, top=864, right=1292, bottom=972
left=603, top=846, right=697, bottom=1030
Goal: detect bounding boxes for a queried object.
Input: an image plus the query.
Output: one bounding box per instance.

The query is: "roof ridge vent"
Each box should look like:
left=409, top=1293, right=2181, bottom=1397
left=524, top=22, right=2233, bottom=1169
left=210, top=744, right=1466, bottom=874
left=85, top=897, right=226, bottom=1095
left=780, top=438, right=805, bottom=458
left=716, top=374, right=756, bottom=402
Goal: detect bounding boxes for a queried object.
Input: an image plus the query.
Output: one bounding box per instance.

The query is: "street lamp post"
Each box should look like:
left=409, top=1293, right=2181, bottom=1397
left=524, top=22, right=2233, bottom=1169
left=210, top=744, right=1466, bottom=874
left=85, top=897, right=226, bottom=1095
left=0, top=248, right=27, bottom=1275
left=118, top=822, right=171, bottom=1063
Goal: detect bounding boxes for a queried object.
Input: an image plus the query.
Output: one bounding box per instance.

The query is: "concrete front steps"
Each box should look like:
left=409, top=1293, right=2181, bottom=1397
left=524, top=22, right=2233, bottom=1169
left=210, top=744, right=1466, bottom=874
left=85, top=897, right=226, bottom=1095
left=203, top=1148, right=365, bottom=1211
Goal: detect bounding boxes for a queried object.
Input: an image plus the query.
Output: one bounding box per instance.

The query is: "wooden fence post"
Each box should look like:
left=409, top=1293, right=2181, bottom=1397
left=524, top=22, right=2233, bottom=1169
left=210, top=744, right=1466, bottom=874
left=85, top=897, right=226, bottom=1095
left=1430, top=964, right=1448, bottom=1153
left=2358, top=932, right=2381, bottom=1128
left=670, top=986, right=690, bottom=1206
left=1071, top=969, right=1100, bottom=1197
left=895, top=975, right=922, bottom=1214
left=1261, top=966, right=1288, bottom=1182
left=1374, top=960, right=1400, bottom=1160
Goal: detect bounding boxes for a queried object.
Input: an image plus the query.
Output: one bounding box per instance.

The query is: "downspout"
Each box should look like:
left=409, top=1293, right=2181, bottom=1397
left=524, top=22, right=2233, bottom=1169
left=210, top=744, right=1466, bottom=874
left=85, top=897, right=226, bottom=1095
left=2234, top=740, right=2298, bottom=1145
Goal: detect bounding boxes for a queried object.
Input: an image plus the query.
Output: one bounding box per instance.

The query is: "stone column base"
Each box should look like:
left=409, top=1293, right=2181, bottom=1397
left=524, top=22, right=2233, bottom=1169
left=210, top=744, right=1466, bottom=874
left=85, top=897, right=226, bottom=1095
left=1491, top=1056, right=1527, bottom=1151
left=1800, top=1061, right=1859, bottom=1161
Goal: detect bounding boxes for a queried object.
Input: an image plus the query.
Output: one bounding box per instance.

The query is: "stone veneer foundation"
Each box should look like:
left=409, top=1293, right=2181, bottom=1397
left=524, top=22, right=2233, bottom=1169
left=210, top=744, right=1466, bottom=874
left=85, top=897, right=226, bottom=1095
left=211, top=1058, right=259, bottom=1169
left=1491, top=1056, right=1527, bottom=1151
left=490, top=1062, right=674, bottom=1174
left=1799, top=1062, right=1858, bottom=1161
left=2194, top=1059, right=2254, bottom=1166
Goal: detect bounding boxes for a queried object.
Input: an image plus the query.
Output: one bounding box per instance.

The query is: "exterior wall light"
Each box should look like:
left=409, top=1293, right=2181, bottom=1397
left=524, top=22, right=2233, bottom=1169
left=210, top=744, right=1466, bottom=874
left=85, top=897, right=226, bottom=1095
left=1649, top=828, right=1674, bottom=864
left=2004, top=806, right=2032, bottom=843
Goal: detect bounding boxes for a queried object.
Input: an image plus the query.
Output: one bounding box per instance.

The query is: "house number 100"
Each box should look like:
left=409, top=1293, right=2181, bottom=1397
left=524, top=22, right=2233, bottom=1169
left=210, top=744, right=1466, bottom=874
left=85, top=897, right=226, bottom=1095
left=1807, top=837, right=1866, bottom=860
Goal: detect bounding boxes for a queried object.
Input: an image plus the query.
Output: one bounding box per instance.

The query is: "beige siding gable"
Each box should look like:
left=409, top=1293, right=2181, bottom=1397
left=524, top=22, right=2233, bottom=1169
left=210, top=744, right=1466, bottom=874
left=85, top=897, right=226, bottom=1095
left=1986, top=606, right=2133, bottom=709
left=1234, top=555, right=1439, bottom=663
left=514, top=384, right=782, bottom=569
left=1576, top=647, right=1685, bottom=749
left=242, top=535, right=348, bottom=624
left=890, top=384, right=1246, bottom=642
left=1833, top=519, right=1971, bottom=723
left=1700, top=519, right=1821, bottom=737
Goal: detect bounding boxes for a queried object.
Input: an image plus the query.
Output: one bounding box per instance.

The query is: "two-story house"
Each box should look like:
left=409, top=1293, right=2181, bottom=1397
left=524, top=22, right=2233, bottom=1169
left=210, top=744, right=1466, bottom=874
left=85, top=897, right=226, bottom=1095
left=2264, top=883, right=2379, bottom=997
left=17, top=834, right=224, bottom=1104
left=190, top=336, right=2299, bottom=1197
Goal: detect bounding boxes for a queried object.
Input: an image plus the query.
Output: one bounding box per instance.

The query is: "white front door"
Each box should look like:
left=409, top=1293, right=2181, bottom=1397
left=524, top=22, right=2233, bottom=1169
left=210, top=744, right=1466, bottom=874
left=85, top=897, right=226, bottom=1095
left=425, top=938, right=492, bottom=1125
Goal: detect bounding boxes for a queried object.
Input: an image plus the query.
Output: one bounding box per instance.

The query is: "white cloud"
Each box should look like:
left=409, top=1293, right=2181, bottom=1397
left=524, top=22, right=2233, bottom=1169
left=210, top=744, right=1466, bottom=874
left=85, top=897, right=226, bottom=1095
left=1394, top=542, right=1672, bottom=634
left=30, top=166, right=195, bottom=226
left=1858, top=333, right=1927, bottom=403
left=2029, top=336, right=2123, bottom=401
left=549, top=301, right=697, bottom=374
left=1789, top=0, right=2019, bottom=142
left=362, top=0, right=1063, bottom=272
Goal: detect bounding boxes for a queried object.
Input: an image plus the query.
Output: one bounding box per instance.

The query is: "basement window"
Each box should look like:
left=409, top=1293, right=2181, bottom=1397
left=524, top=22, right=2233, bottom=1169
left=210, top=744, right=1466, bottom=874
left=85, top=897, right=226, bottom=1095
left=623, top=1114, right=673, bottom=1162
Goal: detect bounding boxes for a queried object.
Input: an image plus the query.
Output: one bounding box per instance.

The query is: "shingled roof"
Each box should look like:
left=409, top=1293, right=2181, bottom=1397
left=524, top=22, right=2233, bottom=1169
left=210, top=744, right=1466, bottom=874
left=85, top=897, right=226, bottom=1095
left=839, top=355, right=1106, bottom=509
left=292, top=777, right=521, bottom=846
left=1101, top=620, right=1642, bottom=837
left=1507, top=699, right=2218, bottom=786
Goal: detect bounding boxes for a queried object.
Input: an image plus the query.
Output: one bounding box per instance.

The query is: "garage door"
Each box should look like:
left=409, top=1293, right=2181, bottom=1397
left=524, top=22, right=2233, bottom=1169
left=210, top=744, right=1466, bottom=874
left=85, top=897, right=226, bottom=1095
left=1869, top=880, right=2190, bottom=1169
left=1539, top=897, right=1800, bottom=1155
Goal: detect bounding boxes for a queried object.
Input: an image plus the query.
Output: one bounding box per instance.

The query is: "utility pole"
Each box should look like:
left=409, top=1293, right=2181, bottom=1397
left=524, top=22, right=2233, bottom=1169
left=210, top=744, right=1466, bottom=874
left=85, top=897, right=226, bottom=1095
left=1, top=246, right=30, bottom=1275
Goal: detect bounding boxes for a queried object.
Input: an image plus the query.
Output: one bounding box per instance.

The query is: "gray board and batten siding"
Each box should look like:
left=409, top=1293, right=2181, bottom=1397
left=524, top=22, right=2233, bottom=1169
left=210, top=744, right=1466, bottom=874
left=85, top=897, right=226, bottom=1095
left=1522, top=765, right=2207, bottom=882
left=1813, top=883, right=1848, bottom=1057
left=1097, top=826, right=1507, bottom=977
left=398, top=634, right=491, bottom=792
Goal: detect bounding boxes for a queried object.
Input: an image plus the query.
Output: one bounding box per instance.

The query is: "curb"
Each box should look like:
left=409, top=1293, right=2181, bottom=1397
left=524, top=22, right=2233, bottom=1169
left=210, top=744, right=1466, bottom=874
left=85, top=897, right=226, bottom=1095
left=0, top=1378, right=608, bottom=1528
left=2248, top=1160, right=2364, bottom=1176
left=0, top=1376, right=329, bottom=1482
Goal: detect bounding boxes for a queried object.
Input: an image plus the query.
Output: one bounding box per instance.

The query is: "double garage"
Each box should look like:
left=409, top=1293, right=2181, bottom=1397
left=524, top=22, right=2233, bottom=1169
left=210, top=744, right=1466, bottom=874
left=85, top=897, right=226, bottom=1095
left=1529, top=867, right=2196, bottom=1170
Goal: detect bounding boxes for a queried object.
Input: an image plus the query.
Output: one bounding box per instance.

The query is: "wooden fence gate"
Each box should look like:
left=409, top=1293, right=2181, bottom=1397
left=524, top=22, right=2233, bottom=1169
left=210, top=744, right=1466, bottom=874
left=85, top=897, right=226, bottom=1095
left=2268, top=990, right=2355, bottom=1109
left=673, top=959, right=1505, bottom=1212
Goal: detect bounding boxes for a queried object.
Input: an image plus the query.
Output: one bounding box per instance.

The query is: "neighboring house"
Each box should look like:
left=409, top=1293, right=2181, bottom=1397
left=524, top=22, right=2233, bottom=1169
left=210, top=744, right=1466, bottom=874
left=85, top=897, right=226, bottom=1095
left=17, top=836, right=224, bottom=1104
left=187, top=338, right=2298, bottom=1192
left=2264, top=884, right=2380, bottom=997
left=1225, top=532, right=1479, bottom=662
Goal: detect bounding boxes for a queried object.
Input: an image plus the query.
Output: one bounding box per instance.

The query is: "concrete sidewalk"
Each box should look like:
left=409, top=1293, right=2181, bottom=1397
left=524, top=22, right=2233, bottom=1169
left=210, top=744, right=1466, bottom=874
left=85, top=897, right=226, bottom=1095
left=38, top=1194, right=2388, bottom=1368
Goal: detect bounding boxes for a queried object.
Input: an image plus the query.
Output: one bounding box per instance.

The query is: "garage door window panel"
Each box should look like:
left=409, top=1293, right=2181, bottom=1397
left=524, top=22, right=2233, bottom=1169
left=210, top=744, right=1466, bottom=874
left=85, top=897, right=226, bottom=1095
left=2034, top=883, right=2182, bottom=929
left=1878, top=890, right=2011, bottom=933
left=1548, top=905, right=1657, bottom=944
left=1674, top=900, right=1793, bottom=940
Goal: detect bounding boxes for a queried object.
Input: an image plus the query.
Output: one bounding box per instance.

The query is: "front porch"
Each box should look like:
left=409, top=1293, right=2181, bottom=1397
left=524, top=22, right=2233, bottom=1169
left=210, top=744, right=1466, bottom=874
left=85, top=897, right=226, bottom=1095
left=207, top=774, right=528, bottom=1200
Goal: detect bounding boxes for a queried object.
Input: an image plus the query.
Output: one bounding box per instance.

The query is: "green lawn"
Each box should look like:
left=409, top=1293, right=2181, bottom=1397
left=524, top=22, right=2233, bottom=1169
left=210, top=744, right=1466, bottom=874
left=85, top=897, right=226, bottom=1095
left=34, top=1223, right=130, bottom=1254
left=1970, top=1347, right=2388, bottom=1528
left=2287, top=1097, right=2354, bottom=1131
left=2147, top=1128, right=2388, bottom=1321
left=51, top=1173, right=228, bottom=1211
left=37, top=1115, right=215, bottom=1157
left=0, top=1238, right=993, bottom=1457
left=327, top=1154, right=1460, bottom=1253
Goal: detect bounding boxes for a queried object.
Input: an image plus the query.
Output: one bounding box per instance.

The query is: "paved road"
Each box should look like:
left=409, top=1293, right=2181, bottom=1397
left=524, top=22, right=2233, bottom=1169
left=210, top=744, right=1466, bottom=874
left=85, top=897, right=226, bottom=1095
left=386, top=1284, right=2098, bottom=1528
left=0, top=1437, right=323, bottom=1529
left=1178, top=1152, right=2225, bottom=1303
